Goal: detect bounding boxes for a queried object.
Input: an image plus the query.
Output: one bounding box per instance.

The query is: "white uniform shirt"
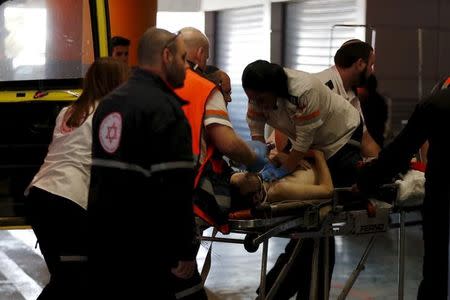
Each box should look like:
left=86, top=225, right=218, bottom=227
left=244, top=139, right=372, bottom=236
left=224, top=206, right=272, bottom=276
left=247, top=68, right=360, bottom=159
left=314, top=66, right=367, bottom=129
left=27, top=106, right=95, bottom=209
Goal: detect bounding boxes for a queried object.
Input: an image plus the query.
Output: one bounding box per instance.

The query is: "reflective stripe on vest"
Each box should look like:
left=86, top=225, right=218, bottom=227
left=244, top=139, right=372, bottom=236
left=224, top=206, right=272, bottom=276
left=92, top=158, right=193, bottom=177
left=174, top=69, right=230, bottom=234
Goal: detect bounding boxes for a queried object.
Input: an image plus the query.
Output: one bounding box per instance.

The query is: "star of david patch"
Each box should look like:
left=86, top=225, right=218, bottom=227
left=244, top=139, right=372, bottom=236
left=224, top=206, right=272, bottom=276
left=99, top=112, right=122, bottom=153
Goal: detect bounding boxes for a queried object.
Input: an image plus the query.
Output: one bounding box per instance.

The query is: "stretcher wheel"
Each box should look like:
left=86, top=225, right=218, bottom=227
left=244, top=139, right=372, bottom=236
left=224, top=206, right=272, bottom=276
left=244, top=233, right=259, bottom=253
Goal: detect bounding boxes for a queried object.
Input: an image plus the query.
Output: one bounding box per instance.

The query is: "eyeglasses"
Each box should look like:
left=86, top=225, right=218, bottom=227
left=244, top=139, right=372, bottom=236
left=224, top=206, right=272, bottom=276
left=163, top=31, right=181, bottom=51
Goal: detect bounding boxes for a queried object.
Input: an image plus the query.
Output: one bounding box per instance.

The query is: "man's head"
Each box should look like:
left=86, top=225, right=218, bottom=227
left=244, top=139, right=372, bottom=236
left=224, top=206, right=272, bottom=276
left=334, top=39, right=375, bottom=87
left=242, top=60, right=288, bottom=109
left=179, top=27, right=209, bottom=72
left=110, top=36, right=130, bottom=64
left=137, top=27, right=187, bottom=88
left=205, top=66, right=232, bottom=103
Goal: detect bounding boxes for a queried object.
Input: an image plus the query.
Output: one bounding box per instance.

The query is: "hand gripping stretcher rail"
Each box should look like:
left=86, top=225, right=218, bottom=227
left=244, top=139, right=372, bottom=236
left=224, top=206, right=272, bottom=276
left=200, top=175, right=424, bottom=300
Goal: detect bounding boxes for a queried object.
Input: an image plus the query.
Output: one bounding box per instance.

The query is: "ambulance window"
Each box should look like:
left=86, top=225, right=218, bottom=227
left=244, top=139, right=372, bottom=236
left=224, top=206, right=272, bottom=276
left=0, top=0, right=94, bottom=82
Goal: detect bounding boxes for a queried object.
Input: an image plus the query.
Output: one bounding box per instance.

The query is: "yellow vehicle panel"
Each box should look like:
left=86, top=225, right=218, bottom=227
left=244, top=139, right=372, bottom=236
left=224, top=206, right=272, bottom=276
left=0, top=90, right=81, bottom=103
left=0, top=0, right=108, bottom=228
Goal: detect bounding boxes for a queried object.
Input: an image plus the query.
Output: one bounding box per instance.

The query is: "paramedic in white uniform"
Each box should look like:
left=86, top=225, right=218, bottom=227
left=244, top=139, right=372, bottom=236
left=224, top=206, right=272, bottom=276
left=315, top=39, right=380, bottom=157
left=242, top=59, right=362, bottom=299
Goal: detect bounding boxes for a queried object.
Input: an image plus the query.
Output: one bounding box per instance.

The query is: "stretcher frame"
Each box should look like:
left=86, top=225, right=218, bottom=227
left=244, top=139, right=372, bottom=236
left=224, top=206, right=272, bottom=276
left=200, top=185, right=422, bottom=300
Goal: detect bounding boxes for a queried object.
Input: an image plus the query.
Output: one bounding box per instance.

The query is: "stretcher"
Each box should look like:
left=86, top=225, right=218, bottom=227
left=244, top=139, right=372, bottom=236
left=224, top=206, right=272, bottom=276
left=200, top=178, right=424, bottom=300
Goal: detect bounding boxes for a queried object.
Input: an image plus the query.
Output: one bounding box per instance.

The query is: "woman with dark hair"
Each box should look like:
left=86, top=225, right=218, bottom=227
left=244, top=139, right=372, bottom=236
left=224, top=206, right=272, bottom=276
left=25, top=57, right=129, bottom=300
left=242, top=59, right=363, bottom=299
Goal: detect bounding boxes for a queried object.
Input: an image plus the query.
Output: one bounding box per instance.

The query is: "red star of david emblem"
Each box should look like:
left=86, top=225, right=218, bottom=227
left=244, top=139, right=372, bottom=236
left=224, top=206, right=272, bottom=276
left=106, top=123, right=118, bottom=143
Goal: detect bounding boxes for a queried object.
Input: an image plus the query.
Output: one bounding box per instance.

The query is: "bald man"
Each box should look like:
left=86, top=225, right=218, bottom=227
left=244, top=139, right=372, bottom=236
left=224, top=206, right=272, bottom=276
left=179, top=26, right=210, bottom=72
left=178, top=27, right=263, bottom=170
left=172, top=28, right=266, bottom=299
left=88, top=27, right=196, bottom=299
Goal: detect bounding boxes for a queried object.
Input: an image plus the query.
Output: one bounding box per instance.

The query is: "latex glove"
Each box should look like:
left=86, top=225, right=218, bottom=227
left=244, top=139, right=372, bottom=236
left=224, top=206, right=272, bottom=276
left=246, top=140, right=269, bottom=172
left=260, top=162, right=289, bottom=182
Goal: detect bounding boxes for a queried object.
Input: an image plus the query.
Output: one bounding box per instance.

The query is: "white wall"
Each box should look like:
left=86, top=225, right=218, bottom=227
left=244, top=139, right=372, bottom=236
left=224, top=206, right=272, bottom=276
left=156, top=12, right=205, bottom=33
left=158, top=0, right=289, bottom=12
left=157, top=0, right=201, bottom=12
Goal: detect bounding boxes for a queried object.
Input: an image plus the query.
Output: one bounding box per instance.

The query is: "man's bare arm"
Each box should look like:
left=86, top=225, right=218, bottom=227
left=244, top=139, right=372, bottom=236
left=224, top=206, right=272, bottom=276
left=206, top=124, right=256, bottom=165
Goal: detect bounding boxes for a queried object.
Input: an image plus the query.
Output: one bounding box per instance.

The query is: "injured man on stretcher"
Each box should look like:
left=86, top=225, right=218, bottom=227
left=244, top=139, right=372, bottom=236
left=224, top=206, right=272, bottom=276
left=230, top=148, right=334, bottom=210
left=229, top=140, right=425, bottom=213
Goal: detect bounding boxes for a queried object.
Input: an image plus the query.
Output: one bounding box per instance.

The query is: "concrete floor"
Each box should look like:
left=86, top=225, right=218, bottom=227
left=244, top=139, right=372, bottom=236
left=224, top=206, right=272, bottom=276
left=0, top=213, right=423, bottom=300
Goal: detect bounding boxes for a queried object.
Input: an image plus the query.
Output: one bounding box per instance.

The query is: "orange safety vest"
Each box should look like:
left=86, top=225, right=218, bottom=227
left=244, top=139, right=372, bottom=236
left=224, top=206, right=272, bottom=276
left=175, top=69, right=216, bottom=160
left=174, top=69, right=230, bottom=233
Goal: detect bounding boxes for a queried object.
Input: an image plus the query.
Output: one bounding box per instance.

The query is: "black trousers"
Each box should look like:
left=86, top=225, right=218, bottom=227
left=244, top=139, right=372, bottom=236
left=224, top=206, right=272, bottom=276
left=417, top=189, right=449, bottom=300
left=169, top=236, right=208, bottom=300
left=26, top=187, right=88, bottom=300
left=170, top=271, right=208, bottom=300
